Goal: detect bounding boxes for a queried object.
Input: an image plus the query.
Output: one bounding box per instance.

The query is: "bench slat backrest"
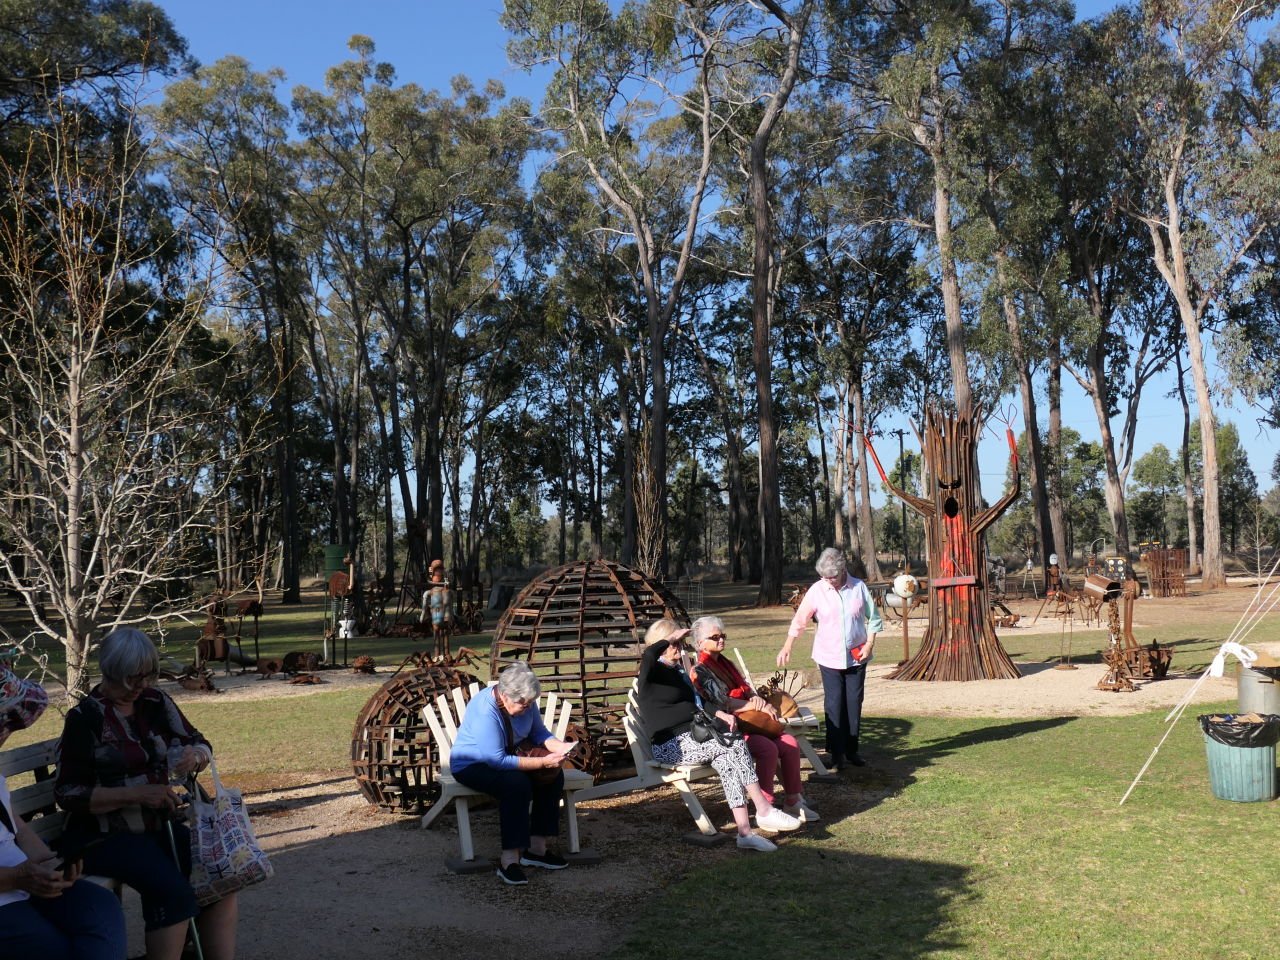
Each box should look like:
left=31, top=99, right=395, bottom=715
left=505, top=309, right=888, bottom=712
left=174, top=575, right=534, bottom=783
left=623, top=683, right=655, bottom=768
left=422, top=685, right=576, bottom=773
left=2, top=737, right=66, bottom=844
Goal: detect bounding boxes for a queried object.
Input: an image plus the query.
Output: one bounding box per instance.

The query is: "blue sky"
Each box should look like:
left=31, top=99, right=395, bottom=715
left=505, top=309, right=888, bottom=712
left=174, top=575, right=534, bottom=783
left=152, top=0, right=1279, bottom=524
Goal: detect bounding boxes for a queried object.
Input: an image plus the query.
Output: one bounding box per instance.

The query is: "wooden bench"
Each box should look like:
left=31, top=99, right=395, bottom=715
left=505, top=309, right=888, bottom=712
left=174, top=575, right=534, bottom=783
left=0, top=737, right=120, bottom=893
left=572, top=681, right=722, bottom=837
left=420, top=684, right=594, bottom=869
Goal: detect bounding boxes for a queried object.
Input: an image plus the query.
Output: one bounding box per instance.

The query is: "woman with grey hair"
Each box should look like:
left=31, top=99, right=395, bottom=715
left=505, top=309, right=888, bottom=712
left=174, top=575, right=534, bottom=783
left=689, top=616, right=817, bottom=821
left=777, top=548, right=883, bottom=771
left=450, top=661, right=578, bottom=885
left=55, top=628, right=240, bottom=960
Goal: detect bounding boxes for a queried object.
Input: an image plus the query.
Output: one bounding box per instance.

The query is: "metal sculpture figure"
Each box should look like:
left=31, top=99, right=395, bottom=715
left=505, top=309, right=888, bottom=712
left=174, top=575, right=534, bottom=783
left=866, top=406, right=1022, bottom=681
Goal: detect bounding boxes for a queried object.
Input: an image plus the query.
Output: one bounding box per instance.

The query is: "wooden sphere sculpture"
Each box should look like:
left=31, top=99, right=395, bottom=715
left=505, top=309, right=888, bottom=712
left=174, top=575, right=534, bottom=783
left=490, top=560, right=687, bottom=756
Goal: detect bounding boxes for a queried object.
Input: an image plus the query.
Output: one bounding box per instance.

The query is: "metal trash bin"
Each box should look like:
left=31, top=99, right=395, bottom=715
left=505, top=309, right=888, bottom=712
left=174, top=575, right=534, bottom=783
left=1199, top=714, right=1280, bottom=802
left=1238, top=664, right=1280, bottom=715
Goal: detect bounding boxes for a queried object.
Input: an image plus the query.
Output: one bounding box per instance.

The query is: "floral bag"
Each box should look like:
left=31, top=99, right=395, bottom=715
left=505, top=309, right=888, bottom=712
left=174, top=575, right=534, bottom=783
left=187, top=755, right=273, bottom=906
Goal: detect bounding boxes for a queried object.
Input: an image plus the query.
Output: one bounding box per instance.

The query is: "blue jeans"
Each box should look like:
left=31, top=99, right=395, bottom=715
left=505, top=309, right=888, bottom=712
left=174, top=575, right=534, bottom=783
left=820, top=663, right=867, bottom=763
left=0, top=879, right=127, bottom=960
left=78, top=827, right=198, bottom=932
left=451, top=763, right=563, bottom=851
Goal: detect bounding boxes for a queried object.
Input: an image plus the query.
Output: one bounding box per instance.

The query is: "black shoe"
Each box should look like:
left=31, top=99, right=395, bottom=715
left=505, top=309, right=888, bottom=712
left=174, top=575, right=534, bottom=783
left=846, top=754, right=867, bottom=767
left=496, top=862, right=529, bottom=885
left=520, top=849, right=568, bottom=870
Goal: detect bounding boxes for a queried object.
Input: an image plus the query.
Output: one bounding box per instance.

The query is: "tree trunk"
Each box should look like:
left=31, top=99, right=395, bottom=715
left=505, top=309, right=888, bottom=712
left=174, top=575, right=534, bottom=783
left=932, top=163, right=972, bottom=418
left=851, top=388, right=881, bottom=581
left=991, top=244, right=1054, bottom=574
left=1047, top=339, right=1068, bottom=564
left=752, top=131, right=783, bottom=606
left=1175, top=350, right=1199, bottom=573
left=1087, top=344, right=1131, bottom=557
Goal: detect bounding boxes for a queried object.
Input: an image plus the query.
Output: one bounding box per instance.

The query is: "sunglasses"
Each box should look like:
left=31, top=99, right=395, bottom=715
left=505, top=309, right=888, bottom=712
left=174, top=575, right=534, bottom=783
left=705, top=633, right=727, bottom=642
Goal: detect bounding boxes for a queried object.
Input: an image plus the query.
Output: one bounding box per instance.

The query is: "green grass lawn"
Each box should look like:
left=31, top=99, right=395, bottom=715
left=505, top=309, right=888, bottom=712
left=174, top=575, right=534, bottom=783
left=608, top=702, right=1280, bottom=960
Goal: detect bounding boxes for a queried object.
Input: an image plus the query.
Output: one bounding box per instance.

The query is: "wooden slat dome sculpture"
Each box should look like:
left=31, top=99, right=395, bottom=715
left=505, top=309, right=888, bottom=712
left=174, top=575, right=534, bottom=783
left=490, top=560, right=687, bottom=756
left=351, top=661, right=480, bottom=812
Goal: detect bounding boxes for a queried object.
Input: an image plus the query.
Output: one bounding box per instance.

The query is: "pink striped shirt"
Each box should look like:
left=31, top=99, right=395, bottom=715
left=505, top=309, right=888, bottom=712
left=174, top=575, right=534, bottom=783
left=787, top=575, right=883, bottom=670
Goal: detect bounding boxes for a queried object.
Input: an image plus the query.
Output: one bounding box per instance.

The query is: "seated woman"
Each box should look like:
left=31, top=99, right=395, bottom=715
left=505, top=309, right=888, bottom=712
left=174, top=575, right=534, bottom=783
left=688, top=616, right=818, bottom=822
left=55, top=628, right=239, bottom=960
left=635, top=619, right=801, bottom=852
left=0, top=664, right=126, bottom=960
left=449, top=662, right=576, bottom=886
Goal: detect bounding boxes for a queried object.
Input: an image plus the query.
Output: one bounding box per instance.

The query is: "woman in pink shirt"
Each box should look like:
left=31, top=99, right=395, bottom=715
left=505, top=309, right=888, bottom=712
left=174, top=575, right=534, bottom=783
left=777, top=548, right=882, bottom=771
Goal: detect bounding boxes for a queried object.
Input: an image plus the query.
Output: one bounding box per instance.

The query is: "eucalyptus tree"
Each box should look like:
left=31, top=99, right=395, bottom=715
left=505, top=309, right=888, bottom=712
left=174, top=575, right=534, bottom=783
left=1021, top=16, right=1178, bottom=562
left=778, top=117, right=928, bottom=579
left=1107, top=2, right=1280, bottom=588
left=0, top=0, right=189, bottom=146
left=294, top=39, right=536, bottom=580
left=153, top=56, right=308, bottom=602
left=718, top=0, right=814, bottom=604
left=503, top=0, right=745, bottom=576
left=529, top=161, right=651, bottom=563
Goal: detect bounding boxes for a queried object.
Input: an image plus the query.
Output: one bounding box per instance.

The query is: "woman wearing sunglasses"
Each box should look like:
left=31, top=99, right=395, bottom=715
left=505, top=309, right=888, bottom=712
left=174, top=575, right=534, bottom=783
left=635, top=619, right=800, bottom=851
left=689, top=616, right=818, bottom=823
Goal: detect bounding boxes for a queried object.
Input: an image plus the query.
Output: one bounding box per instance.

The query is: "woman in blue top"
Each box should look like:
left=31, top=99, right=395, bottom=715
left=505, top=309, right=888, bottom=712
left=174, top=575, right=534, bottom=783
left=449, top=662, right=576, bottom=885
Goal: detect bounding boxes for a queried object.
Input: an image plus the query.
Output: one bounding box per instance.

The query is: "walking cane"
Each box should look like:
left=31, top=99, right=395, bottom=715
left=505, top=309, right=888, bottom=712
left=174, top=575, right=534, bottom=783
left=166, top=774, right=206, bottom=960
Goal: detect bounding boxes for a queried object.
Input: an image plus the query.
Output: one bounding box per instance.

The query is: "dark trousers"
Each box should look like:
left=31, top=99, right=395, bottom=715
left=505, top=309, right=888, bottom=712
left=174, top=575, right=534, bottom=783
left=820, top=663, right=867, bottom=763
left=452, top=763, right=563, bottom=851
left=80, top=827, right=198, bottom=932
left=0, top=878, right=127, bottom=960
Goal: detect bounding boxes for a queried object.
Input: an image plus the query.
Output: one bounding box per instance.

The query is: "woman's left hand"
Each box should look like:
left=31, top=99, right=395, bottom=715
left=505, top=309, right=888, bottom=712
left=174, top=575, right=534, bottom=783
left=171, top=746, right=207, bottom=776
left=715, top=710, right=738, bottom=731
left=745, top=695, right=770, bottom=713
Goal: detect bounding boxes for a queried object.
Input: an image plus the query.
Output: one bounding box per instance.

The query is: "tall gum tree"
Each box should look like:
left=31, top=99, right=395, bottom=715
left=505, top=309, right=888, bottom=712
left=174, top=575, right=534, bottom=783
left=503, top=0, right=738, bottom=576
left=1110, top=2, right=1280, bottom=588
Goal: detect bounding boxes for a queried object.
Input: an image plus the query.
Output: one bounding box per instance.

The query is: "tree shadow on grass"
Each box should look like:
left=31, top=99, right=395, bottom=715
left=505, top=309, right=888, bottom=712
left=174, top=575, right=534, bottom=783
left=610, top=847, right=972, bottom=960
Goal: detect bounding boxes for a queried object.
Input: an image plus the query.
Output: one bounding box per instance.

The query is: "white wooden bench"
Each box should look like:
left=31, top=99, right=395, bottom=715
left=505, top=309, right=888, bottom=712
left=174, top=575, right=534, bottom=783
left=732, top=650, right=837, bottom=779
left=571, top=681, right=722, bottom=837
left=419, top=684, right=594, bottom=866
left=0, top=737, right=121, bottom=892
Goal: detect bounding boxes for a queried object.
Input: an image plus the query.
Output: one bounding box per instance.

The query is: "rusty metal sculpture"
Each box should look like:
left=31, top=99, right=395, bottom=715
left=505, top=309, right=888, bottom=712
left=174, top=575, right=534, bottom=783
left=867, top=407, right=1022, bottom=681
left=1117, top=579, right=1172, bottom=679
left=1147, top=548, right=1188, bottom=598
left=1098, top=601, right=1137, bottom=692
left=489, top=560, right=687, bottom=755
left=350, top=658, right=481, bottom=812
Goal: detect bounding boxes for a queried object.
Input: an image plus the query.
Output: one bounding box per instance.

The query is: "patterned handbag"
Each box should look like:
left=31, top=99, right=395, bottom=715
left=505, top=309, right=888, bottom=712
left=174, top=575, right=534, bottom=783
left=187, top=755, right=273, bottom=906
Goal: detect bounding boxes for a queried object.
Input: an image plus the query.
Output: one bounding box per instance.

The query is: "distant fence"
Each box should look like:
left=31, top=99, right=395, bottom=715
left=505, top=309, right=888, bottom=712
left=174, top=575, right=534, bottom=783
left=663, top=578, right=705, bottom=616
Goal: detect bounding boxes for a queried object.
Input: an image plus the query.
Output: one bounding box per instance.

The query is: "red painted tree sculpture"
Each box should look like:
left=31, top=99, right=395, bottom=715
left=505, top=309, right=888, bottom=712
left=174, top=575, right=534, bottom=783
left=867, top=407, right=1022, bottom=681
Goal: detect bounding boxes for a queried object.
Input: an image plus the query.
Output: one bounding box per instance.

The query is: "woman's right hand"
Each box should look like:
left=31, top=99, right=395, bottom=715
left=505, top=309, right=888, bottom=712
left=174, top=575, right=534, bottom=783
left=776, top=640, right=793, bottom=668
left=15, top=856, right=74, bottom=898
left=132, top=784, right=180, bottom=811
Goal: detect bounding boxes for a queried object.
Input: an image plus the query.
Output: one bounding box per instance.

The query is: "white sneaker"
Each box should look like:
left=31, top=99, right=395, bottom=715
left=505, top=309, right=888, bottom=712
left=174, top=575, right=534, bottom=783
left=736, top=832, right=777, bottom=852
left=783, top=798, right=821, bottom=822
left=755, top=807, right=802, bottom=832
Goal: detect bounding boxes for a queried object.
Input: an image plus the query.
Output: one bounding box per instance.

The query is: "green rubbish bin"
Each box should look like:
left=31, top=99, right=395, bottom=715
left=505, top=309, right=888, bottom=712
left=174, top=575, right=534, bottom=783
left=323, top=544, right=350, bottom=575
left=1199, top=714, right=1280, bottom=802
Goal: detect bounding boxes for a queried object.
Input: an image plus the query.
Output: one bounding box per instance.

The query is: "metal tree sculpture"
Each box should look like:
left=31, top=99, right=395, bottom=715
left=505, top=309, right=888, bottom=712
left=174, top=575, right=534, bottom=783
left=866, top=407, right=1022, bottom=681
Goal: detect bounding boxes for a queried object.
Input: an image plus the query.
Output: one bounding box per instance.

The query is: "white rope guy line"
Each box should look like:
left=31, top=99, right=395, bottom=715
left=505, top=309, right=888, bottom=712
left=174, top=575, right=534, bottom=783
left=1121, top=554, right=1280, bottom=806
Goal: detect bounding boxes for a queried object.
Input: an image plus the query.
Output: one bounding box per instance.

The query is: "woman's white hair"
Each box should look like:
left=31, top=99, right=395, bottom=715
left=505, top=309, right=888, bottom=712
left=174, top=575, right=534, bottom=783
left=496, top=661, right=542, bottom=703
left=690, top=615, right=725, bottom=648
left=98, top=627, right=160, bottom=684
left=815, top=547, right=848, bottom=579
